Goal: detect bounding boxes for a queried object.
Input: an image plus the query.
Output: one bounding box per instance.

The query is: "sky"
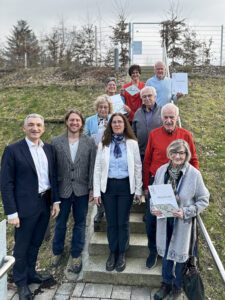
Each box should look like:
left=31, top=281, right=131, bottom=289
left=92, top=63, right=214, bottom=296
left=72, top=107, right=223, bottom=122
left=0, top=0, right=225, bottom=44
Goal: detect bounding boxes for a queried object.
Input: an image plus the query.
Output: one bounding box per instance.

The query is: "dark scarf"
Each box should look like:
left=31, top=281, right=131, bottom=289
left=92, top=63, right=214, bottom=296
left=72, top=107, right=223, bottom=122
left=112, top=134, right=124, bottom=158
left=167, top=163, right=184, bottom=204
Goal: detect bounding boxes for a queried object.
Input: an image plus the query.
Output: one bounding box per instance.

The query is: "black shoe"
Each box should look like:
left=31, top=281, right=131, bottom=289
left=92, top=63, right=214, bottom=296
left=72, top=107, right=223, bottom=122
left=146, top=253, right=158, bottom=269
left=115, top=253, right=126, bottom=272
left=167, top=286, right=183, bottom=300
left=154, top=282, right=172, bottom=300
left=106, top=252, right=116, bottom=271
left=28, top=272, right=52, bottom=284
left=17, top=285, right=32, bottom=300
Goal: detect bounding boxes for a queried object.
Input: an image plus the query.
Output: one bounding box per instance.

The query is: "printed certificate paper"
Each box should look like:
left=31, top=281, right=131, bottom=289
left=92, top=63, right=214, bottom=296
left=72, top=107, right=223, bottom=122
left=148, top=184, right=179, bottom=218
left=110, top=94, right=127, bottom=114
left=172, top=72, right=188, bottom=95
left=125, top=85, right=140, bottom=96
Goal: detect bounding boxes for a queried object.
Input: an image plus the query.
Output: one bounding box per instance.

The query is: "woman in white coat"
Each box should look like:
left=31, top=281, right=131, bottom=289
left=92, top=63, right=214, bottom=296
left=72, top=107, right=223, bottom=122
left=152, top=139, right=209, bottom=300
left=93, top=113, right=142, bottom=272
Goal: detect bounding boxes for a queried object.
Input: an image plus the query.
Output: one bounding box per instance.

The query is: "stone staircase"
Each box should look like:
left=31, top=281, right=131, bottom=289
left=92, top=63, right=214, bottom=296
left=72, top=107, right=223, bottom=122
left=83, top=202, right=162, bottom=287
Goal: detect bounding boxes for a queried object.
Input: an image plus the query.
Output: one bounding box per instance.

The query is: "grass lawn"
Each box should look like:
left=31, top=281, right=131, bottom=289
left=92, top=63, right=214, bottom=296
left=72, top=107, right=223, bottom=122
left=0, top=73, right=224, bottom=299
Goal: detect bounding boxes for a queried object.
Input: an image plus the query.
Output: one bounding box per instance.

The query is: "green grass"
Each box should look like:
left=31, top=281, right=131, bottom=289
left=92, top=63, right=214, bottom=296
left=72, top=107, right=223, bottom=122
left=0, top=73, right=225, bottom=299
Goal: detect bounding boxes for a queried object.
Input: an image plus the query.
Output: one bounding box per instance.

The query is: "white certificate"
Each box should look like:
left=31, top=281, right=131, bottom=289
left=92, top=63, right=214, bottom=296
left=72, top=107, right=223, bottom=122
left=110, top=94, right=127, bottom=114
left=125, top=84, right=140, bottom=96
left=148, top=184, right=179, bottom=218
left=172, top=72, right=188, bottom=94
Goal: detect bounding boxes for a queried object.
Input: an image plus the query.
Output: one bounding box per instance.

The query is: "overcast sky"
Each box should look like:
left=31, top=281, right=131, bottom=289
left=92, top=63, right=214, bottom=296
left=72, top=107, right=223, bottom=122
left=0, top=0, right=225, bottom=43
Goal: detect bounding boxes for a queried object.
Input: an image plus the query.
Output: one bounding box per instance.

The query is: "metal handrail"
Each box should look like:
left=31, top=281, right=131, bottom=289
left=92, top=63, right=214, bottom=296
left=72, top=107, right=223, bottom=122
left=0, top=256, right=15, bottom=279
left=197, top=215, right=225, bottom=283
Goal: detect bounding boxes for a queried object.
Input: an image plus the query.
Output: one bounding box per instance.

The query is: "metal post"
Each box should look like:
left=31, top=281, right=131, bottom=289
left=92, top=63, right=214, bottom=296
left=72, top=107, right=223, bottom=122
left=114, top=48, right=119, bottom=71
left=95, top=26, right=98, bottom=66
left=0, top=220, right=7, bottom=299
left=128, top=23, right=132, bottom=67
left=220, top=25, right=224, bottom=66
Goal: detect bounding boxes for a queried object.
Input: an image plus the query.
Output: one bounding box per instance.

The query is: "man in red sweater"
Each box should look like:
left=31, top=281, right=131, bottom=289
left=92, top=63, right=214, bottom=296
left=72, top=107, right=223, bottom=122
left=143, top=103, right=199, bottom=269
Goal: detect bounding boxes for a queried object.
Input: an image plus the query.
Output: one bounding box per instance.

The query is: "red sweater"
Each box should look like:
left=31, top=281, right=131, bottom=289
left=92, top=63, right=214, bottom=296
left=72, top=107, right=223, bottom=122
left=143, top=126, right=199, bottom=189
left=122, top=81, right=145, bottom=121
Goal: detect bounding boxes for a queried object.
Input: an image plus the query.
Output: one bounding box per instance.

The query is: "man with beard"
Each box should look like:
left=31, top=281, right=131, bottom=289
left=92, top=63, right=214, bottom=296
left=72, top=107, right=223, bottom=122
left=51, top=109, right=96, bottom=274
left=143, top=103, right=199, bottom=270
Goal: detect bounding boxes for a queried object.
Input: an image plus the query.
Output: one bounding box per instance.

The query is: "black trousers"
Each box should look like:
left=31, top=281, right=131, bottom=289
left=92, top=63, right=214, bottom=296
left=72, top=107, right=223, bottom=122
left=13, top=192, right=51, bottom=286
left=102, top=178, right=133, bottom=254
left=145, top=176, right=157, bottom=255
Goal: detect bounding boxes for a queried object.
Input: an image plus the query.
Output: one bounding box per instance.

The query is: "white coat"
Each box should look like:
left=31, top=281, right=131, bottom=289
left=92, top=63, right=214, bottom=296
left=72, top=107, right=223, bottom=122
left=93, top=139, right=142, bottom=197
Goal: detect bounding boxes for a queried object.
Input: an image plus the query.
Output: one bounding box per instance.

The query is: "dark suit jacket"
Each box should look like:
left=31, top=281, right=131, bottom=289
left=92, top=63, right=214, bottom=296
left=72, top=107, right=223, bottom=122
left=0, top=138, right=59, bottom=218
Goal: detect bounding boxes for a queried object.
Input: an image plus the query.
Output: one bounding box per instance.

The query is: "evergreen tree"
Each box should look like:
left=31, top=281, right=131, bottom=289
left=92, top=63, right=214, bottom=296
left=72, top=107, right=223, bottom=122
left=111, top=15, right=130, bottom=69
left=5, top=20, right=40, bottom=68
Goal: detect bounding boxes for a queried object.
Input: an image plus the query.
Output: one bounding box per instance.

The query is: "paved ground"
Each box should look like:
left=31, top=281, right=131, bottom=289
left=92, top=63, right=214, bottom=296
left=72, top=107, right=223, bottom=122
left=8, top=282, right=158, bottom=300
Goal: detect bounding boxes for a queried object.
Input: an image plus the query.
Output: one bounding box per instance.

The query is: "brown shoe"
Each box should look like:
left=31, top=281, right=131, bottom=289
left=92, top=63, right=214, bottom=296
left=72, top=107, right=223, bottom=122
left=68, top=256, right=82, bottom=274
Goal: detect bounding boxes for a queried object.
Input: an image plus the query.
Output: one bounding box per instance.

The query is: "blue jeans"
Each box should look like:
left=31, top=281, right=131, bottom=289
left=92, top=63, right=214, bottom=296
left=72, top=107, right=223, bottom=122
left=52, top=193, right=88, bottom=258
left=162, top=218, right=185, bottom=289
left=102, top=178, right=133, bottom=254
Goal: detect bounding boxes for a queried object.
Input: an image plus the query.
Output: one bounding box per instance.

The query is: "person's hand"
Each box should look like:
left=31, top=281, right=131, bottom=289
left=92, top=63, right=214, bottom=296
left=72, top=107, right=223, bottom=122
left=133, top=194, right=142, bottom=205
left=89, top=190, right=94, bottom=202
left=173, top=208, right=184, bottom=219
left=94, top=197, right=101, bottom=206
left=151, top=208, right=162, bottom=217
left=51, top=203, right=60, bottom=218
left=176, top=92, right=183, bottom=99
left=144, top=189, right=149, bottom=197
left=123, top=105, right=131, bottom=114
left=8, top=217, right=20, bottom=228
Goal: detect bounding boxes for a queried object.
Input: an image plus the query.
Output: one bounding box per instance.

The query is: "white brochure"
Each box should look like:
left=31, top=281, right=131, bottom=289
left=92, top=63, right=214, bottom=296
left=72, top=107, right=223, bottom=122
left=172, top=72, right=188, bottom=94
left=148, top=184, right=179, bottom=218
left=110, top=94, right=127, bottom=114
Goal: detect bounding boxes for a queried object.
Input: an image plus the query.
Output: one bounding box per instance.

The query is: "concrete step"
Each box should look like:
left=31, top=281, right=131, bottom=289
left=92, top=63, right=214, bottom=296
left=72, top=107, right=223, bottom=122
left=83, top=255, right=161, bottom=288
left=95, top=212, right=146, bottom=234
left=89, top=231, right=149, bottom=258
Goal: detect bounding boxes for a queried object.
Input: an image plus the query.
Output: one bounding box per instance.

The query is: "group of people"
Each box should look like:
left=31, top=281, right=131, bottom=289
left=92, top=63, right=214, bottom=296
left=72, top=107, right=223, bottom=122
left=0, top=61, right=209, bottom=300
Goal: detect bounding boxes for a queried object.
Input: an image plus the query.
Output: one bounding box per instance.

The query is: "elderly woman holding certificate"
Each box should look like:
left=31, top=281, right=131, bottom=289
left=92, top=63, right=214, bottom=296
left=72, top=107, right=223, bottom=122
left=152, top=139, right=209, bottom=300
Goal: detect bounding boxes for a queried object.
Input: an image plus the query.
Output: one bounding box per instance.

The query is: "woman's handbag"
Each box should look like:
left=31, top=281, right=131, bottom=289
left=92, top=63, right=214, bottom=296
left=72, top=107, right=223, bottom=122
left=183, top=256, right=205, bottom=300
left=183, top=217, right=205, bottom=300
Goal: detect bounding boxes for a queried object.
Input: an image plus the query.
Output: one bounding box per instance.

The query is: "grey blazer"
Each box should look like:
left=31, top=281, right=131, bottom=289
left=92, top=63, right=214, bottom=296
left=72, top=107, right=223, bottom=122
left=52, top=133, right=96, bottom=198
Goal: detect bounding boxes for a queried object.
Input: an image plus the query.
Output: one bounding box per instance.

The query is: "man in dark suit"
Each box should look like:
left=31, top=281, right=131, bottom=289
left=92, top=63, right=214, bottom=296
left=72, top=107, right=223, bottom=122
left=51, top=109, right=96, bottom=274
left=1, top=113, right=60, bottom=300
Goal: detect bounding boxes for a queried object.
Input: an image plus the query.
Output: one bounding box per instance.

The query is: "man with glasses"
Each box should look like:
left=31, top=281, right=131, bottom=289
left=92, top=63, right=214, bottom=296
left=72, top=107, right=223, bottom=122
left=132, top=86, right=162, bottom=163
left=143, top=103, right=199, bottom=270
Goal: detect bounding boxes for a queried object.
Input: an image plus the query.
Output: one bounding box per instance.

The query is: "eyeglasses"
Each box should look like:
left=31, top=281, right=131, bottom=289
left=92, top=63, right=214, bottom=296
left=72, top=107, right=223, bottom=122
left=171, top=151, right=186, bottom=156
left=142, top=94, right=154, bottom=99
